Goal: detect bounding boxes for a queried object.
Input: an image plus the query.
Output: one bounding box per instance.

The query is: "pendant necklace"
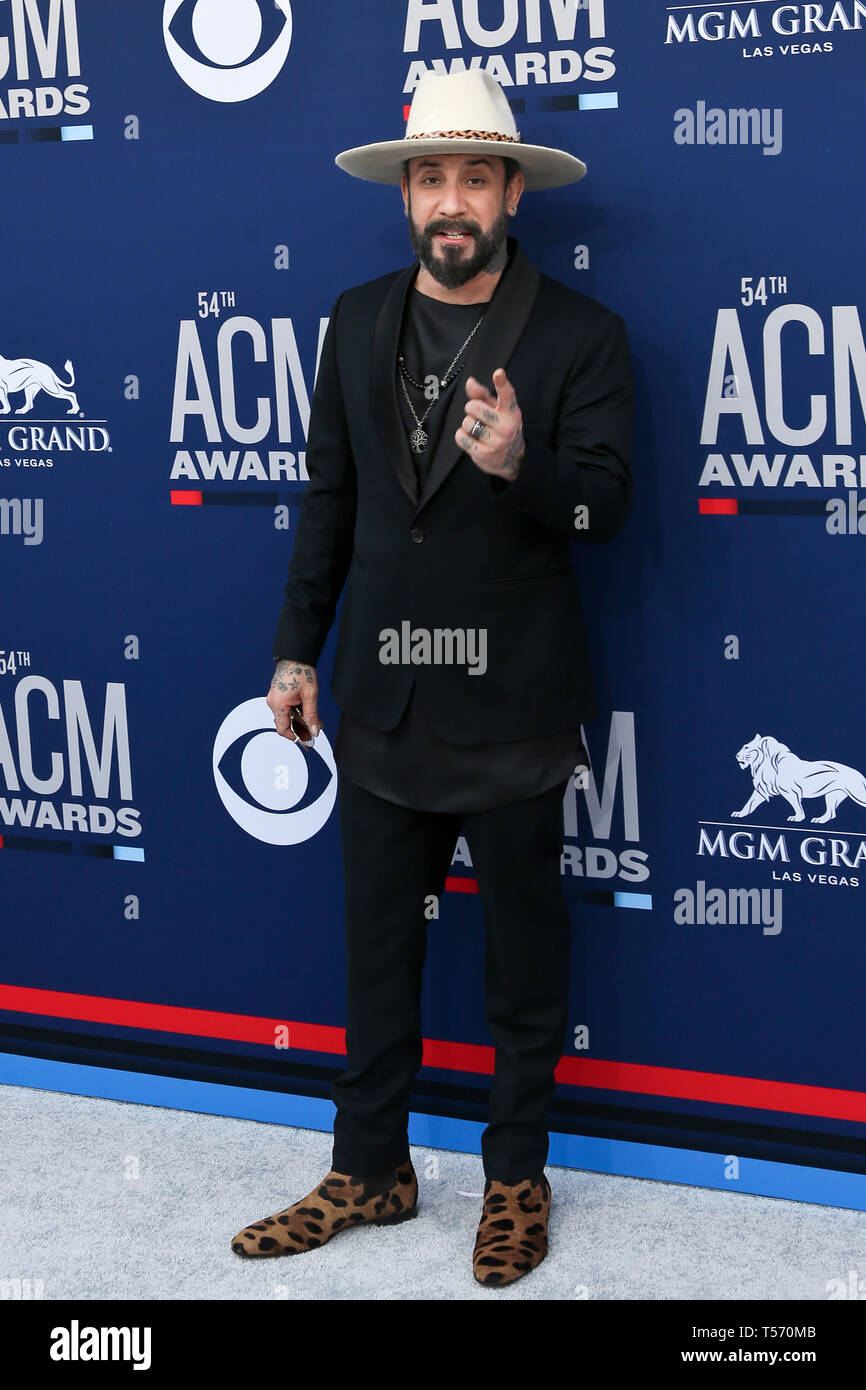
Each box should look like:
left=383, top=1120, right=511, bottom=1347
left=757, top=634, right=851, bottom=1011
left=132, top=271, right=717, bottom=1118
left=398, top=312, right=485, bottom=455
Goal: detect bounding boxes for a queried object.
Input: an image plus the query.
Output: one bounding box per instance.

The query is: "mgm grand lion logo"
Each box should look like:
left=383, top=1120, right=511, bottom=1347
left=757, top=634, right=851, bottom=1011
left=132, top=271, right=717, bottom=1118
left=0, top=353, right=80, bottom=415
left=732, top=735, right=866, bottom=825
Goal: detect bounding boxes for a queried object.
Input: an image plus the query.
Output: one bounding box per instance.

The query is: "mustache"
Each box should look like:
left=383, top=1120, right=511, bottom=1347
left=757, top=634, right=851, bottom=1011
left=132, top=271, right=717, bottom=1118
left=425, top=219, right=480, bottom=237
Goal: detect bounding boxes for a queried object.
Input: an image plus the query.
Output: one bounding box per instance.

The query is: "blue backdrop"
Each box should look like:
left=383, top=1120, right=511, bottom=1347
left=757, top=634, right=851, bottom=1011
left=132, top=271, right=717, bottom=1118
left=1, top=0, right=864, bottom=1210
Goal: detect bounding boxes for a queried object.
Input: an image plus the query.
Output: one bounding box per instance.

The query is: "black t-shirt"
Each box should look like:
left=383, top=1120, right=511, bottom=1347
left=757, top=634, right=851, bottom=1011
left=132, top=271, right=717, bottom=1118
left=395, top=285, right=488, bottom=492
left=331, top=276, right=589, bottom=813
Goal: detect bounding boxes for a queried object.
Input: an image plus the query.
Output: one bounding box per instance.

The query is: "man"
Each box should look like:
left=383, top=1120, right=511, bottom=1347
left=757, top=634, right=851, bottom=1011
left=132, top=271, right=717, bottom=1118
left=231, top=70, right=633, bottom=1287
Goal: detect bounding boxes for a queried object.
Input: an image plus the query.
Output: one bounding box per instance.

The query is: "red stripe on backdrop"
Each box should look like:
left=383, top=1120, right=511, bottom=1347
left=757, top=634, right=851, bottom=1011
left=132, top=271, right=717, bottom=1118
left=1, top=983, right=864, bottom=1121
left=0, top=983, right=342, bottom=1054
left=444, top=876, right=479, bottom=893
left=170, top=490, right=203, bottom=505
left=699, top=498, right=738, bottom=514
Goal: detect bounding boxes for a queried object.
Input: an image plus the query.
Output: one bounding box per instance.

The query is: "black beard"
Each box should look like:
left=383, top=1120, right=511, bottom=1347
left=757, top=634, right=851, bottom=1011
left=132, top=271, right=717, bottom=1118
left=407, top=203, right=509, bottom=288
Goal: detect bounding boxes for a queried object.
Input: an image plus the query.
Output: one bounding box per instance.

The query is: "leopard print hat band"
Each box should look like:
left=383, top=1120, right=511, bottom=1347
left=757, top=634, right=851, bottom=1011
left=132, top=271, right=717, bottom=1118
left=407, top=128, right=522, bottom=143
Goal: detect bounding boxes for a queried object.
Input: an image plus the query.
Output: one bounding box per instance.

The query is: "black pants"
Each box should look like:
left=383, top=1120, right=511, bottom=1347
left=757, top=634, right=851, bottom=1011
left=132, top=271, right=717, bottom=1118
left=330, top=772, right=572, bottom=1183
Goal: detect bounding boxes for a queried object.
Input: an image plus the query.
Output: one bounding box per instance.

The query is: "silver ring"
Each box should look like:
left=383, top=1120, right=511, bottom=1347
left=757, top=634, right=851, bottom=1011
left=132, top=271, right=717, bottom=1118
left=470, top=419, right=485, bottom=440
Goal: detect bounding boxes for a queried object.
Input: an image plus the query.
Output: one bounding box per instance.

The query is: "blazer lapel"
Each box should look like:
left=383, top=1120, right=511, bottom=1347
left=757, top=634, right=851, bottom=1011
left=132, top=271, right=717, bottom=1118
left=371, top=260, right=421, bottom=507
left=415, top=237, right=540, bottom=514
left=370, top=237, right=541, bottom=513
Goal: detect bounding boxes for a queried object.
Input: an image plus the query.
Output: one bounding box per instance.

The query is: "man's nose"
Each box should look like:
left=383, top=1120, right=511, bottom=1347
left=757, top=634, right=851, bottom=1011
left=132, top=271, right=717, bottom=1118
left=436, top=182, right=468, bottom=217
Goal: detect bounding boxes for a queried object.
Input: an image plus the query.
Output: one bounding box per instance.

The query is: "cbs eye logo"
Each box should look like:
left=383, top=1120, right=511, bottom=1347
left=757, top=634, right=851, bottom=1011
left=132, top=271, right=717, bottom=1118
left=163, top=0, right=293, bottom=103
left=213, top=697, right=337, bottom=845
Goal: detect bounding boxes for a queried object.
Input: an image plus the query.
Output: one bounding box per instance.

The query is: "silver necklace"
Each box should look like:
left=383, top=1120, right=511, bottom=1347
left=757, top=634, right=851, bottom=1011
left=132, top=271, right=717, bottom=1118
left=398, top=313, right=485, bottom=454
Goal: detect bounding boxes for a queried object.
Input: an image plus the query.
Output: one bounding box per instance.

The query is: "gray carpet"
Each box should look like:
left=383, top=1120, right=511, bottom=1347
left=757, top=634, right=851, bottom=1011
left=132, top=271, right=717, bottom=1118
left=1, top=1083, right=864, bottom=1300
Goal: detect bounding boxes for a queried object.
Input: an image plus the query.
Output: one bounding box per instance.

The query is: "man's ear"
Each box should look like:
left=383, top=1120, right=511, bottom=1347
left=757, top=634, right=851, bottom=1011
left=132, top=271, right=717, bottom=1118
left=400, top=171, right=409, bottom=216
left=506, top=167, right=525, bottom=213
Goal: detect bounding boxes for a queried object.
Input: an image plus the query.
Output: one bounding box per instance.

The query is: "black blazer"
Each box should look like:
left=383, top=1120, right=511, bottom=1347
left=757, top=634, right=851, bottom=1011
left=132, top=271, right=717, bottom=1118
left=272, top=236, right=633, bottom=745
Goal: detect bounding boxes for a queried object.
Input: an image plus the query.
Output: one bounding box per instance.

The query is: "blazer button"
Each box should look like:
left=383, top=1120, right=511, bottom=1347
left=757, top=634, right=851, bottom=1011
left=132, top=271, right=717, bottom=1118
left=410, top=528, right=425, bottom=544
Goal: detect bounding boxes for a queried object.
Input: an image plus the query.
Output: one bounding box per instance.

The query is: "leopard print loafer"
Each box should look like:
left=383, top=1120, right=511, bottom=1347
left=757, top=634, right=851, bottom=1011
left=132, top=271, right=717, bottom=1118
left=472, top=1173, right=551, bottom=1286
left=231, top=1159, right=418, bottom=1258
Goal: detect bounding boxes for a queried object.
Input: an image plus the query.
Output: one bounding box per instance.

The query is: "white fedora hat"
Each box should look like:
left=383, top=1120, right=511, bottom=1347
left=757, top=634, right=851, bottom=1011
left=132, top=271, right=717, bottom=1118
left=335, top=70, right=587, bottom=191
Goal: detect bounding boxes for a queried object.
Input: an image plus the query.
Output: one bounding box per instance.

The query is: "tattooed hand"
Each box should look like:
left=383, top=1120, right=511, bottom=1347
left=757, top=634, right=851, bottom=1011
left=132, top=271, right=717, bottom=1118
left=268, top=659, right=321, bottom=740
left=455, top=367, right=526, bottom=481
